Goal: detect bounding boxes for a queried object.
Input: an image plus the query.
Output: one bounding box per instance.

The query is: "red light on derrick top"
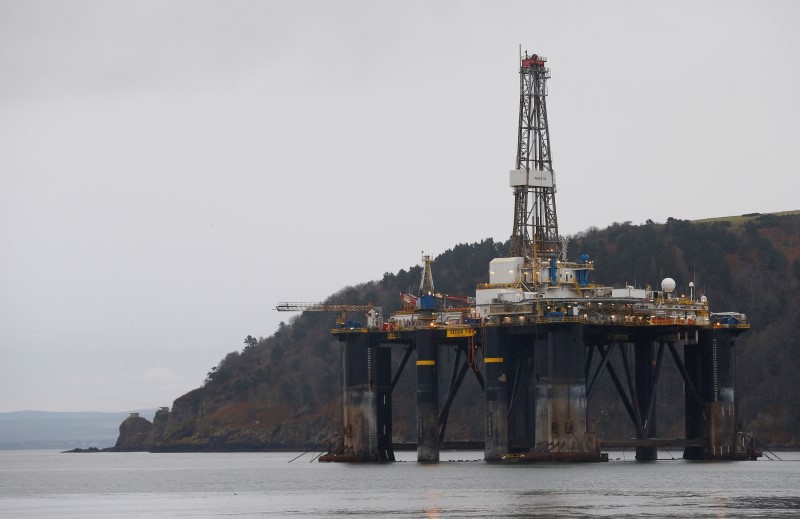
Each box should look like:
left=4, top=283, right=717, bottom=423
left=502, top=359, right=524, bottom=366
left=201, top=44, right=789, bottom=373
left=521, top=53, right=546, bottom=67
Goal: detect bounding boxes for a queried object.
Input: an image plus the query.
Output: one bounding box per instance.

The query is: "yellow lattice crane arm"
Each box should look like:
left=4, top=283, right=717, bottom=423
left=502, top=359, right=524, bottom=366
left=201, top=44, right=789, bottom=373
left=275, top=302, right=382, bottom=328
left=275, top=302, right=373, bottom=312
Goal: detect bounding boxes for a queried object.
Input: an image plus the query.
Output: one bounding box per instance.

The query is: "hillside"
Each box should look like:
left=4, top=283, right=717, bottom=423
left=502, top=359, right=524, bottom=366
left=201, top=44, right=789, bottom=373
left=128, top=213, right=800, bottom=451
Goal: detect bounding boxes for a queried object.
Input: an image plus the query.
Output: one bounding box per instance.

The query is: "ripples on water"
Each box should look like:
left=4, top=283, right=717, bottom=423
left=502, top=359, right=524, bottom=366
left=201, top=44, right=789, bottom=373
left=1, top=450, right=798, bottom=517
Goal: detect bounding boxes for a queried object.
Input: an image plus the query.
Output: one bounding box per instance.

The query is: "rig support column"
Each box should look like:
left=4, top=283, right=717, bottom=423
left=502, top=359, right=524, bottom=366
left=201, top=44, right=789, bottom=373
left=506, top=332, right=536, bottom=453
left=634, top=340, right=658, bottom=461
left=534, top=324, right=593, bottom=457
left=341, top=334, right=378, bottom=461
left=415, top=328, right=439, bottom=462
left=484, top=326, right=508, bottom=460
left=684, top=337, right=703, bottom=460
left=374, top=342, right=395, bottom=462
left=684, top=329, right=748, bottom=460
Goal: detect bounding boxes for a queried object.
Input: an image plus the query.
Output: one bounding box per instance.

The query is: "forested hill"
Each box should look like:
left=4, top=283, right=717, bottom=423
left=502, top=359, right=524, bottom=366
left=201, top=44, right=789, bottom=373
left=135, top=213, right=800, bottom=451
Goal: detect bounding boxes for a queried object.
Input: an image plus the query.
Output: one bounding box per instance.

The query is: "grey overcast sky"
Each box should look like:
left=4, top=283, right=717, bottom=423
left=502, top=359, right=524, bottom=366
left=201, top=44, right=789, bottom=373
left=1, top=1, right=798, bottom=412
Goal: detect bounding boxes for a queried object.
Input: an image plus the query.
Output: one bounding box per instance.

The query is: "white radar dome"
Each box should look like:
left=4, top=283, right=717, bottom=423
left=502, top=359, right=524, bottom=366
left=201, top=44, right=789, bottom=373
left=661, top=278, right=676, bottom=293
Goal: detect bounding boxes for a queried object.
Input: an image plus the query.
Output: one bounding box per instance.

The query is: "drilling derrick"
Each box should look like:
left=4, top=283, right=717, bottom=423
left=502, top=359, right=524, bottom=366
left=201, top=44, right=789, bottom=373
left=510, top=52, right=559, bottom=261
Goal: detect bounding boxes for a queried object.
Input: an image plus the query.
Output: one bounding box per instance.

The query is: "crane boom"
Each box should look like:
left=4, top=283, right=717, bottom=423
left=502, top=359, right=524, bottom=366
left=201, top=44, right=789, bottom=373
left=275, top=302, right=382, bottom=329
left=275, top=302, right=373, bottom=312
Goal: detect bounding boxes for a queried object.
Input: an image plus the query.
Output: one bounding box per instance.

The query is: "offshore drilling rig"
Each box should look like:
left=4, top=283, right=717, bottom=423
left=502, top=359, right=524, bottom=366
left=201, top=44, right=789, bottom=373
left=280, top=51, right=758, bottom=463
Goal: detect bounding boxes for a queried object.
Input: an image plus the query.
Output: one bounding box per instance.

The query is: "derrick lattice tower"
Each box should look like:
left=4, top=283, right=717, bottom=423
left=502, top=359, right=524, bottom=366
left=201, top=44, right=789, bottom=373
left=510, top=51, right=559, bottom=261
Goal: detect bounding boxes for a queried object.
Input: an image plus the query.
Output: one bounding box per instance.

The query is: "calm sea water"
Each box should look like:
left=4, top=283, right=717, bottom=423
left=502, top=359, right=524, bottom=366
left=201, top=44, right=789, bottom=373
left=1, top=450, right=798, bottom=518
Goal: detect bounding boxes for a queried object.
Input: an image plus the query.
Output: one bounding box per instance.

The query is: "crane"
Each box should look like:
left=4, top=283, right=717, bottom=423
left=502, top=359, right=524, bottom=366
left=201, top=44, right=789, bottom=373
left=399, top=254, right=475, bottom=312
left=275, top=302, right=383, bottom=329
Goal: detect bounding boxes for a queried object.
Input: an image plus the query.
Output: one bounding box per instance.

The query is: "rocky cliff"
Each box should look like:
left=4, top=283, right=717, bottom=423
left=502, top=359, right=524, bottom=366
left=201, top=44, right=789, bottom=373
left=114, top=414, right=153, bottom=450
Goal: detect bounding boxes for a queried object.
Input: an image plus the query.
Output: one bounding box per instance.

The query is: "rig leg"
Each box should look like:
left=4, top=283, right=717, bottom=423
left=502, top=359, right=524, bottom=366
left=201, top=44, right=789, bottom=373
left=483, top=326, right=508, bottom=461
left=415, top=328, right=439, bottom=462
left=683, top=339, right=705, bottom=460
left=340, top=334, right=379, bottom=461
left=634, top=340, right=658, bottom=461
left=684, top=329, right=753, bottom=460
left=375, top=344, right=395, bottom=461
left=534, top=324, right=595, bottom=458
left=506, top=334, right=535, bottom=454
